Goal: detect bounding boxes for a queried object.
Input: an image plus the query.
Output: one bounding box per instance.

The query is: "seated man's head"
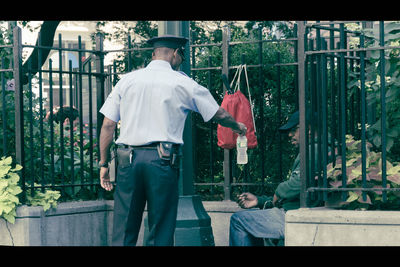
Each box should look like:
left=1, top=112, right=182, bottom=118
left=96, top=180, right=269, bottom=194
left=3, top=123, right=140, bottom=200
left=279, top=111, right=300, bottom=146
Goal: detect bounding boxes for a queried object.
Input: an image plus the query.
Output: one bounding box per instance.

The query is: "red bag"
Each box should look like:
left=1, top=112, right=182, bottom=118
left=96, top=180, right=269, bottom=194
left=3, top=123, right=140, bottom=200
left=217, top=65, right=257, bottom=149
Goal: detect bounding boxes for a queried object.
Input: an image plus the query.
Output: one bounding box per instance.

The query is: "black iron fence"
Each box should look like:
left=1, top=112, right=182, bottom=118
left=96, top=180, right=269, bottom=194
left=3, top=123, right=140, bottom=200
left=1, top=23, right=299, bottom=203
left=2, top=21, right=396, bottom=207
left=190, top=26, right=299, bottom=200
left=297, top=21, right=400, bottom=209
left=3, top=28, right=106, bottom=202
left=93, top=26, right=300, bottom=201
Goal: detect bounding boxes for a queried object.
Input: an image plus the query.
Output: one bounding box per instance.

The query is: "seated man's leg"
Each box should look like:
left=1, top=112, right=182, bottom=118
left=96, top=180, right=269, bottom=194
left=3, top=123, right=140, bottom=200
left=229, top=207, right=285, bottom=246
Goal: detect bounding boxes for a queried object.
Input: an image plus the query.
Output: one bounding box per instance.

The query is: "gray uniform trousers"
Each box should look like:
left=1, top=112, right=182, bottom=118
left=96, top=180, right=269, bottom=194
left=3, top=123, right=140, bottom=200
left=111, top=147, right=179, bottom=246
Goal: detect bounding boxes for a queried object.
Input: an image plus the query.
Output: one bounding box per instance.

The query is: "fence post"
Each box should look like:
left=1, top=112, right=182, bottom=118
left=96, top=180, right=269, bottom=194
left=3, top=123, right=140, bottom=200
left=276, top=52, right=283, bottom=183
left=296, top=21, right=307, bottom=208
left=13, top=26, right=25, bottom=201
left=222, top=25, right=231, bottom=201
left=95, top=33, right=105, bottom=159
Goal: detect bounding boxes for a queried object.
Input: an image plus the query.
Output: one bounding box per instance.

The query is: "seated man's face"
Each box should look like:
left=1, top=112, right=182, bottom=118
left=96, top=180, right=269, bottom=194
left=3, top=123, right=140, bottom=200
left=289, top=125, right=300, bottom=146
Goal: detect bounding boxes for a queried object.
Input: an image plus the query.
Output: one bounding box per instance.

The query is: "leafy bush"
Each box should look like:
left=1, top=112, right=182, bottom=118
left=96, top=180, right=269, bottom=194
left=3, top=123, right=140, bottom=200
left=0, top=157, right=22, bottom=223
left=362, top=22, right=400, bottom=153
left=326, top=135, right=400, bottom=210
left=26, top=184, right=61, bottom=212
left=325, top=22, right=400, bottom=210
left=0, top=156, right=62, bottom=224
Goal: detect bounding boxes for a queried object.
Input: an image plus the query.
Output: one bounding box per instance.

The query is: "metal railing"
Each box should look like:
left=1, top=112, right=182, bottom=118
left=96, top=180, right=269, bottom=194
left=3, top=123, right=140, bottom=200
left=297, top=21, right=400, bottom=207
left=190, top=26, right=299, bottom=200
left=1, top=24, right=299, bottom=203
left=1, top=27, right=170, bottom=202
left=5, top=28, right=106, bottom=201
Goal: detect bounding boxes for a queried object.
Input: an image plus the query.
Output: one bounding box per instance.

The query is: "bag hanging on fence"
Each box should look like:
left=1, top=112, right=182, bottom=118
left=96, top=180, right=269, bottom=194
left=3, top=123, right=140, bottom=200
left=217, top=64, right=258, bottom=149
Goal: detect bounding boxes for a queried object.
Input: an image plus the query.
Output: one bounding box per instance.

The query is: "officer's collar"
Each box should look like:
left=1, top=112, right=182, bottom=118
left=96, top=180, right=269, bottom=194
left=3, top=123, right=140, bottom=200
left=147, top=60, right=173, bottom=70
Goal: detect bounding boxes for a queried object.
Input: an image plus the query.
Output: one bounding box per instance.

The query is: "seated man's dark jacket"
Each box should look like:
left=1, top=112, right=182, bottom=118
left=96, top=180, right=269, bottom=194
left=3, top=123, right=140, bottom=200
left=257, top=141, right=330, bottom=211
left=257, top=153, right=301, bottom=211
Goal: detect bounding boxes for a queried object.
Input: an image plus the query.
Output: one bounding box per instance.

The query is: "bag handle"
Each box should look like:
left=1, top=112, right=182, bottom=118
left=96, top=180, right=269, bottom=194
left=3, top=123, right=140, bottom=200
left=230, top=64, right=243, bottom=92
left=242, top=64, right=257, bottom=133
left=229, top=64, right=257, bottom=133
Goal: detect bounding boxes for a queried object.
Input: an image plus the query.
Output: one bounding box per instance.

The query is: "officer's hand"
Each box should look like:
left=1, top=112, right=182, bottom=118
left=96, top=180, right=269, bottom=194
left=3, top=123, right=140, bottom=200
left=237, top=192, right=258, bottom=209
left=234, top=122, right=247, bottom=136
left=100, top=167, right=114, bottom=191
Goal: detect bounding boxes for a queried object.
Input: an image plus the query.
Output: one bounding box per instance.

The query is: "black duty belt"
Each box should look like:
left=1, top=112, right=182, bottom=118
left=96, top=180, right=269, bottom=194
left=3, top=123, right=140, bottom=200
left=119, top=143, right=158, bottom=150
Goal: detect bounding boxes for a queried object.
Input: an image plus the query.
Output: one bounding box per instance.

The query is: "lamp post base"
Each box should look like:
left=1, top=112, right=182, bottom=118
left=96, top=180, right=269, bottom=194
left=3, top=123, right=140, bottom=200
left=143, top=195, right=215, bottom=246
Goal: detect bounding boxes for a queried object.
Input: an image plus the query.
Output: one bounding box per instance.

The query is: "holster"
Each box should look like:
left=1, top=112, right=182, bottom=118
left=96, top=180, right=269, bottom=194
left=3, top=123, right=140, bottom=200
left=157, top=142, right=181, bottom=169
left=117, top=146, right=133, bottom=168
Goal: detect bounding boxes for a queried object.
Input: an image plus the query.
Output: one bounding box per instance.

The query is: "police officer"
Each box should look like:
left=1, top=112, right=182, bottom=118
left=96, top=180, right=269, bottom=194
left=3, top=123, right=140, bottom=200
left=98, top=35, right=247, bottom=246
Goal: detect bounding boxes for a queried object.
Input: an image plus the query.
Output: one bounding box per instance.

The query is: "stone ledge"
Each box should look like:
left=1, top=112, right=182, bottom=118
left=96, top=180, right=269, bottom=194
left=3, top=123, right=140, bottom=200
left=202, top=200, right=242, bottom=213
left=15, top=200, right=114, bottom=218
left=286, top=207, right=400, bottom=225
left=285, top=207, right=400, bottom=246
left=1, top=200, right=113, bottom=246
left=2, top=199, right=241, bottom=246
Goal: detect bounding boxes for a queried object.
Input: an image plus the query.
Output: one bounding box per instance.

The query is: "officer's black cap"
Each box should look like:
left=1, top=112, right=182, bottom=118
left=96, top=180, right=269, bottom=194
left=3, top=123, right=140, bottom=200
left=279, top=111, right=299, bottom=132
left=147, top=35, right=189, bottom=49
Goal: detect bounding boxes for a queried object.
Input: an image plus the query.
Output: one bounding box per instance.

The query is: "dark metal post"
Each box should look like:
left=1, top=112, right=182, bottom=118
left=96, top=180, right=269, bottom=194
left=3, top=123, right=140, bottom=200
left=379, top=21, right=387, bottom=202
left=95, top=33, right=105, bottom=199
left=221, top=25, right=232, bottom=201
left=296, top=21, right=307, bottom=208
left=360, top=33, right=367, bottom=201
left=329, top=24, right=337, bottom=167
left=58, top=34, right=65, bottom=196
left=95, top=33, right=105, bottom=160
left=258, top=28, right=265, bottom=184
left=49, top=59, right=55, bottom=188
left=321, top=40, right=328, bottom=201
left=276, top=52, right=282, bottom=182
left=78, top=36, right=84, bottom=186
left=339, top=24, right=347, bottom=200
left=208, top=56, right=214, bottom=193
left=13, top=26, right=25, bottom=201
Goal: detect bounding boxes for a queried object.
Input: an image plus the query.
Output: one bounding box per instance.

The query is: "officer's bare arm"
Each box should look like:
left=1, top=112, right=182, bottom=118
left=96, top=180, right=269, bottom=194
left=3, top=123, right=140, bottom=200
left=212, top=107, right=246, bottom=135
left=99, top=117, right=117, bottom=165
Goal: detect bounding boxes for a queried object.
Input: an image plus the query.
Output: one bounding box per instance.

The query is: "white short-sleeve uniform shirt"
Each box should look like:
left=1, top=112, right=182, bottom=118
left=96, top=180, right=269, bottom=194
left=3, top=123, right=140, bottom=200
left=99, top=60, right=219, bottom=146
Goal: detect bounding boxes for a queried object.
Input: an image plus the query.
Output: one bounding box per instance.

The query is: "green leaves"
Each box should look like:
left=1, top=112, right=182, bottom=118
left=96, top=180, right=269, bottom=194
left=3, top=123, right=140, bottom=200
left=26, top=187, right=61, bottom=212
left=0, top=156, right=22, bottom=224
left=346, top=191, right=359, bottom=203
left=0, top=156, right=62, bottom=224
left=348, top=22, right=400, bottom=154
left=327, top=134, right=400, bottom=210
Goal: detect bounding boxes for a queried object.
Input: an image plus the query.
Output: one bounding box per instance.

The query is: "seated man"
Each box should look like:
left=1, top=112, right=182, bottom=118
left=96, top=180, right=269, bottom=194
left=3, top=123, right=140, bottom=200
left=229, top=110, right=316, bottom=246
